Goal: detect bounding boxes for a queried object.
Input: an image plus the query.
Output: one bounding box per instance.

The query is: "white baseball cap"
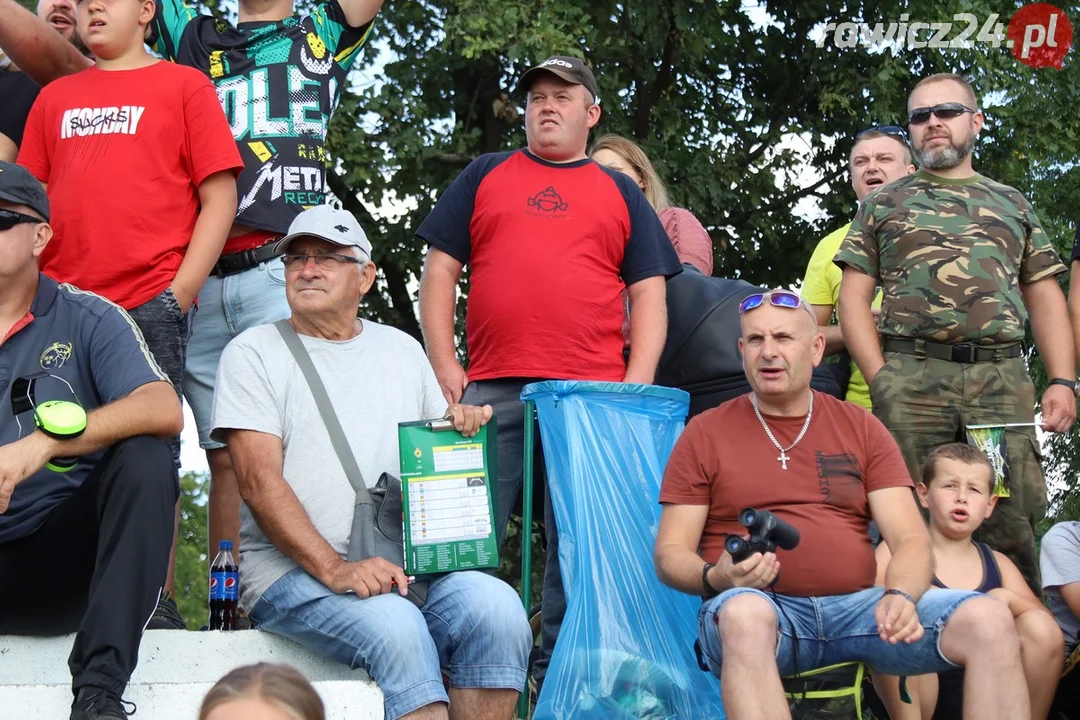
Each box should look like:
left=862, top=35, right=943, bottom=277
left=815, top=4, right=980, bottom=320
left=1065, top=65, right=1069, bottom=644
left=273, top=205, right=372, bottom=260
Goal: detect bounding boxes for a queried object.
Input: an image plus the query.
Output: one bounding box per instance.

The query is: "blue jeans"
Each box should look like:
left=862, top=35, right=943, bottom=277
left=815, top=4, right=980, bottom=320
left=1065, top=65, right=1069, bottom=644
left=697, top=586, right=979, bottom=678
left=183, top=259, right=290, bottom=449
left=460, top=378, right=564, bottom=683
left=250, top=568, right=531, bottom=720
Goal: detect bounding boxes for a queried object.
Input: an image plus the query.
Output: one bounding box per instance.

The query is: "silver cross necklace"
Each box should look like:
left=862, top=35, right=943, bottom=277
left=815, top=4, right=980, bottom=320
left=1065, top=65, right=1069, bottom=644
left=750, top=392, right=814, bottom=470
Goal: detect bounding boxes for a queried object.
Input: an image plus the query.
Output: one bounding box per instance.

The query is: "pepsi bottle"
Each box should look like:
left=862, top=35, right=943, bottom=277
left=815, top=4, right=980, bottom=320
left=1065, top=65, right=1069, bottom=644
left=208, top=540, right=239, bottom=631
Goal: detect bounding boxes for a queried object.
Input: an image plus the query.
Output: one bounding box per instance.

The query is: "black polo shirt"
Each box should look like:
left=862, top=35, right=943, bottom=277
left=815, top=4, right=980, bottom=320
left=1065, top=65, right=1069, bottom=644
left=0, top=274, right=168, bottom=543
left=0, top=71, right=40, bottom=149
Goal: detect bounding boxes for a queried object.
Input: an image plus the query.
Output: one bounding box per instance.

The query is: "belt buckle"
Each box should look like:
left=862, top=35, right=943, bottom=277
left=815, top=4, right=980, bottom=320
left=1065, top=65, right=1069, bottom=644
left=952, top=344, right=978, bottom=363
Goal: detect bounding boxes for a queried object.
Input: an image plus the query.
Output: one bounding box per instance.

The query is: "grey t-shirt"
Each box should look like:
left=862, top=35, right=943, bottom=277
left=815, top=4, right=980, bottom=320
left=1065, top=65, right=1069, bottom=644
left=1040, top=521, right=1080, bottom=651
left=211, top=320, right=446, bottom=610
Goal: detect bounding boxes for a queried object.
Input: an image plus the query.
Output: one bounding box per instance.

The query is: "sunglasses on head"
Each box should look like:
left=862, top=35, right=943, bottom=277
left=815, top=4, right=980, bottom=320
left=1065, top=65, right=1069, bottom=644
left=0, top=209, right=42, bottom=231
left=739, top=290, right=806, bottom=314
left=856, top=125, right=909, bottom=144
left=908, top=103, right=975, bottom=126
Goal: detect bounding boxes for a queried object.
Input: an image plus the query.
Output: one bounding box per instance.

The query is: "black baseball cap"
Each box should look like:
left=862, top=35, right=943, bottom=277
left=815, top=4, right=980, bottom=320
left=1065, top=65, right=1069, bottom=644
left=517, top=55, right=599, bottom=102
left=0, top=161, right=49, bottom=220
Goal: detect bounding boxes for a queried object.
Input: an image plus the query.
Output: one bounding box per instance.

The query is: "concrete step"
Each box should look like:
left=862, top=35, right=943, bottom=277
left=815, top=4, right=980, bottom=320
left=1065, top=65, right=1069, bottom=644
left=0, top=630, right=383, bottom=720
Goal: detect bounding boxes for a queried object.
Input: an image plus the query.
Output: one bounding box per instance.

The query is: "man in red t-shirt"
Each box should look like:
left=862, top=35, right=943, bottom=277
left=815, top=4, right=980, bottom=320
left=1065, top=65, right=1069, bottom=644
left=416, top=55, right=682, bottom=686
left=16, top=0, right=242, bottom=627
left=654, top=290, right=1030, bottom=720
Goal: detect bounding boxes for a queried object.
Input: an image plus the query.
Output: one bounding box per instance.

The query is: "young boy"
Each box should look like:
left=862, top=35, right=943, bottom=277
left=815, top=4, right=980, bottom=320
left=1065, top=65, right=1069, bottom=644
left=17, top=0, right=241, bottom=452
left=17, top=0, right=242, bottom=625
left=873, top=443, right=1063, bottom=719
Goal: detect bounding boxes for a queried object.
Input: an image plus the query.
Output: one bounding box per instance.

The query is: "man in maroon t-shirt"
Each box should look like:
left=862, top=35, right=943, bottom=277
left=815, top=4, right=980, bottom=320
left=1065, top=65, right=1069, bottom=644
left=654, top=289, right=1030, bottom=720
left=416, top=55, right=682, bottom=686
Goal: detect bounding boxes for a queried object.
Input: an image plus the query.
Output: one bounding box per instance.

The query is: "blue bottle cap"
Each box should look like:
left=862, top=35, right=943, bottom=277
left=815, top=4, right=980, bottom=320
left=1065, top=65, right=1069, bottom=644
left=219, top=540, right=233, bottom=551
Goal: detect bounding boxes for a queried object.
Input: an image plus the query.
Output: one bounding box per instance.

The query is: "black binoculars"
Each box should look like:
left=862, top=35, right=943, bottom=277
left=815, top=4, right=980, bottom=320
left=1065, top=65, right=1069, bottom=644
left=724, top=507, right=800, bottom=564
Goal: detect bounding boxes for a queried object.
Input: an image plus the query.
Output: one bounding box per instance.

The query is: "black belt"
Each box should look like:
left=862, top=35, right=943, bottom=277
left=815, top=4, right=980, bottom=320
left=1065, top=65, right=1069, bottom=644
left=882, top=337, right=1022, bottom=363
left=210, top=241, right=283, bottom=277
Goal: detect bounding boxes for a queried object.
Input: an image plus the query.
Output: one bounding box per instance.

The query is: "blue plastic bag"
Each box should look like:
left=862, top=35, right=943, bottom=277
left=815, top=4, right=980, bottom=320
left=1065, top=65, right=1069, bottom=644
left=522, top=381, right=726, bottom=719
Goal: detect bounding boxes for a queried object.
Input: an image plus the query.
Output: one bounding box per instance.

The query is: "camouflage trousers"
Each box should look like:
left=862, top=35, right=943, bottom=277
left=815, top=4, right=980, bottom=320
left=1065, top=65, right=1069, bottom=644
left=870, top=352, right=1046, bottom=594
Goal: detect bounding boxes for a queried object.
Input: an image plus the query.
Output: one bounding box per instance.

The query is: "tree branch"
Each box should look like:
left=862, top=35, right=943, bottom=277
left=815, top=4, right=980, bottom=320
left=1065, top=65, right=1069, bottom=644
left=633, top=6, right=679, bottom=138
left=327, top=170, right=422, bottom=342
left=434, top=152, right=477, bottom=166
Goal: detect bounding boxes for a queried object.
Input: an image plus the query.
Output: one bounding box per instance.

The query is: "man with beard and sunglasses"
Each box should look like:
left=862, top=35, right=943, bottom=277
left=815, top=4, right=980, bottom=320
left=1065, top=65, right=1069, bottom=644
left=655, top=289, right=1031, bottom=720
left=836, top=72, right=1076, bottom=595
left=800, top=126, right=914, bottom=410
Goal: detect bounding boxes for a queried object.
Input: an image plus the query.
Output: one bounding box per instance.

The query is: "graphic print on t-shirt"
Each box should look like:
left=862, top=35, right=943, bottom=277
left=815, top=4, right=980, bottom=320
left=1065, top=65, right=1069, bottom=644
left=151, top=0, right=373, bottom=234
left=815, top=451, right=863, bottom=507
left=526, top=185, right=569, bottom=216
left=60, top=106, right=145, bottom=138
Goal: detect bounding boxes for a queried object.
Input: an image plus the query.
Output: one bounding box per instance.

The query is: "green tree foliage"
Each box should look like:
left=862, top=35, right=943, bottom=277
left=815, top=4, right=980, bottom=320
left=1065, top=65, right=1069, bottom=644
left=332, top=0, right=1079, bottom=318
left=175, top=472, right=210, bottom=630
left=326, top=0, right=1080, bottom=531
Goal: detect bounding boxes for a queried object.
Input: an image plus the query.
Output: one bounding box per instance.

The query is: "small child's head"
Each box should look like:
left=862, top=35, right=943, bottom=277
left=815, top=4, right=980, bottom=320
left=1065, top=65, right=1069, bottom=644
left=199, top=663, right=325, bottom=720
left=917, top=443, right=997, bottom=537
left=76, top=0, right=154, bottom=61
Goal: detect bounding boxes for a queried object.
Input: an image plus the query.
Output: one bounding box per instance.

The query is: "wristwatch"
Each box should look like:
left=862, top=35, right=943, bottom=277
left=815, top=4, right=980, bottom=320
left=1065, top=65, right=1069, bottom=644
left=1049, top=378, right=1079, bottom=396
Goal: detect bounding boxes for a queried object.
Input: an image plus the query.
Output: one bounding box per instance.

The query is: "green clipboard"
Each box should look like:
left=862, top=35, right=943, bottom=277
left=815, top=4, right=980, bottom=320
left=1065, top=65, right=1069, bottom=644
left=398, top=416, right=499, bottom=575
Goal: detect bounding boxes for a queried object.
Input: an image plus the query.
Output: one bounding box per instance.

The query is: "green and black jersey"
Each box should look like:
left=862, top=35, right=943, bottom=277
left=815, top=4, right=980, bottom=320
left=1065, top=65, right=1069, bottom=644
left=151, top=0, right=373, bottom=233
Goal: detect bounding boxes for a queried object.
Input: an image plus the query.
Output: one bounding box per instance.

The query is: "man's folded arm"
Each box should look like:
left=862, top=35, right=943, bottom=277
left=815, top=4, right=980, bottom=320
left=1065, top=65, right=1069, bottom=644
left=654, top=502, right=712, bottom=595
left=226, top=427, right=347, bottom=586
left=0, top=0, right=92, bottom=85
left=42, top=380, right=182, bottom=460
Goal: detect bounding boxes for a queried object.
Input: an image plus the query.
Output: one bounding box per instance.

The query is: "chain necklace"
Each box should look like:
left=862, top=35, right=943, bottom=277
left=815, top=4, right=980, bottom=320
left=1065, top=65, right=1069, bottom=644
left=749, top=392, right=814, bottom=470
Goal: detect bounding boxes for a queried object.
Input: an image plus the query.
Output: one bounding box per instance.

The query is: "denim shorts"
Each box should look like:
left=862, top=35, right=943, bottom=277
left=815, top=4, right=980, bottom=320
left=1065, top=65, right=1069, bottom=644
left=183, top=260, right=290, bottom=449
left=126, top=286, right=194, bottom=468
left=697, top=586, right=978, bottom=678
left=250, top=568, right=531, bottom=720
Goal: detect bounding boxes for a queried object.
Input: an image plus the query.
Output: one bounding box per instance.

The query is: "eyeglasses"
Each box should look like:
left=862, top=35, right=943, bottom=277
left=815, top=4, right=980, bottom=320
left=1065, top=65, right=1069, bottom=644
left=856, top=125, right=909, bottom=144
left=908, top=103, right=976, bottom=126
left=739, top=290, right=808, bottom=314
left=0, top=209, right=43, bottom=231
left=281, top=252, right=365, bottom=270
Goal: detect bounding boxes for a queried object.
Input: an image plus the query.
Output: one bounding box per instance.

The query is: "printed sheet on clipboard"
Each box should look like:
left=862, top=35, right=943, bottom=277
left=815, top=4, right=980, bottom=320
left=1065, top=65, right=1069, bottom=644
left=398, top=416, right=499, bottom=575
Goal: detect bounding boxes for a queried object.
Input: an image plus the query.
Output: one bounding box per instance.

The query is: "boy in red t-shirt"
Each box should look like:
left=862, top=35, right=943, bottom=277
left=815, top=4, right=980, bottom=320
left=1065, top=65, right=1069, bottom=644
left=873, top=443, right=1063, bottom=720
left=16, top=0, right=242, bottom=629
left=17, top=0, right=241, bottom=454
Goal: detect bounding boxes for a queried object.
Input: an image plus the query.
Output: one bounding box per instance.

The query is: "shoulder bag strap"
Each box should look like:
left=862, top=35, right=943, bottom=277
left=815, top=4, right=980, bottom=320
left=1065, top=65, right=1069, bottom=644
left=273, top=319, right=371, bottom=503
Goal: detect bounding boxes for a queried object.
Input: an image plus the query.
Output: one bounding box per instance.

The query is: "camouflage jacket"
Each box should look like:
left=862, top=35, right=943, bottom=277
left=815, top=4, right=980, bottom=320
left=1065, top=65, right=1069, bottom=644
left=834, top=170, right=1066, bottom=344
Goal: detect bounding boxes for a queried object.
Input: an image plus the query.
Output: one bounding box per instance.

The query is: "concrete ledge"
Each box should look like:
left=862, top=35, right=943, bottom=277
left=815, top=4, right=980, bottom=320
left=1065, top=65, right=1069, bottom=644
left=0, top=630, right=383, bottom=719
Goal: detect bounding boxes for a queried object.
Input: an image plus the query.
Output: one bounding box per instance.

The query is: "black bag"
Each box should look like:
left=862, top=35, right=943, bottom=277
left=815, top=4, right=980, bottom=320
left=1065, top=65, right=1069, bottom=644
left=274, top=320, right=428, bottom=607
left=657, top=265, right=843, bottom=418
left=822, top=349, right=854, bottom=399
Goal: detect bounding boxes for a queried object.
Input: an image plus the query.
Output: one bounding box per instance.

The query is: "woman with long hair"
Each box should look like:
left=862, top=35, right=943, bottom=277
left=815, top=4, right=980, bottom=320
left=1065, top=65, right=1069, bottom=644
left=589, top=134, right=713, bottom=275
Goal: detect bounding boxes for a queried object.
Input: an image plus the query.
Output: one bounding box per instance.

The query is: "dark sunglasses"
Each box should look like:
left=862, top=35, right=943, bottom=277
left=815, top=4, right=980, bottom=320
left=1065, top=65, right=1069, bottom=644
left=908, top=103, right=975, bottom=126
left=739, top=290, right=806, bottom=314
left=0, top=209, right=43, bottom=231
left=856, top=125, right=909, bottom=144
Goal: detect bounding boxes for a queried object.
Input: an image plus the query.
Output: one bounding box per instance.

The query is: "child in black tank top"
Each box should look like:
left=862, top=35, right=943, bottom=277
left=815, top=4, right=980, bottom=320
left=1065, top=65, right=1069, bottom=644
left=871, top=443, right=1063, bottom=719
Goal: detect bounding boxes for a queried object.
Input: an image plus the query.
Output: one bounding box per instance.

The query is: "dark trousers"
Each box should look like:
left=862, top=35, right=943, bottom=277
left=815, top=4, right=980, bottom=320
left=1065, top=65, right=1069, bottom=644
left=0, top=436, right=178, bottom=696
left=461, top=378, right=562, bottom=683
